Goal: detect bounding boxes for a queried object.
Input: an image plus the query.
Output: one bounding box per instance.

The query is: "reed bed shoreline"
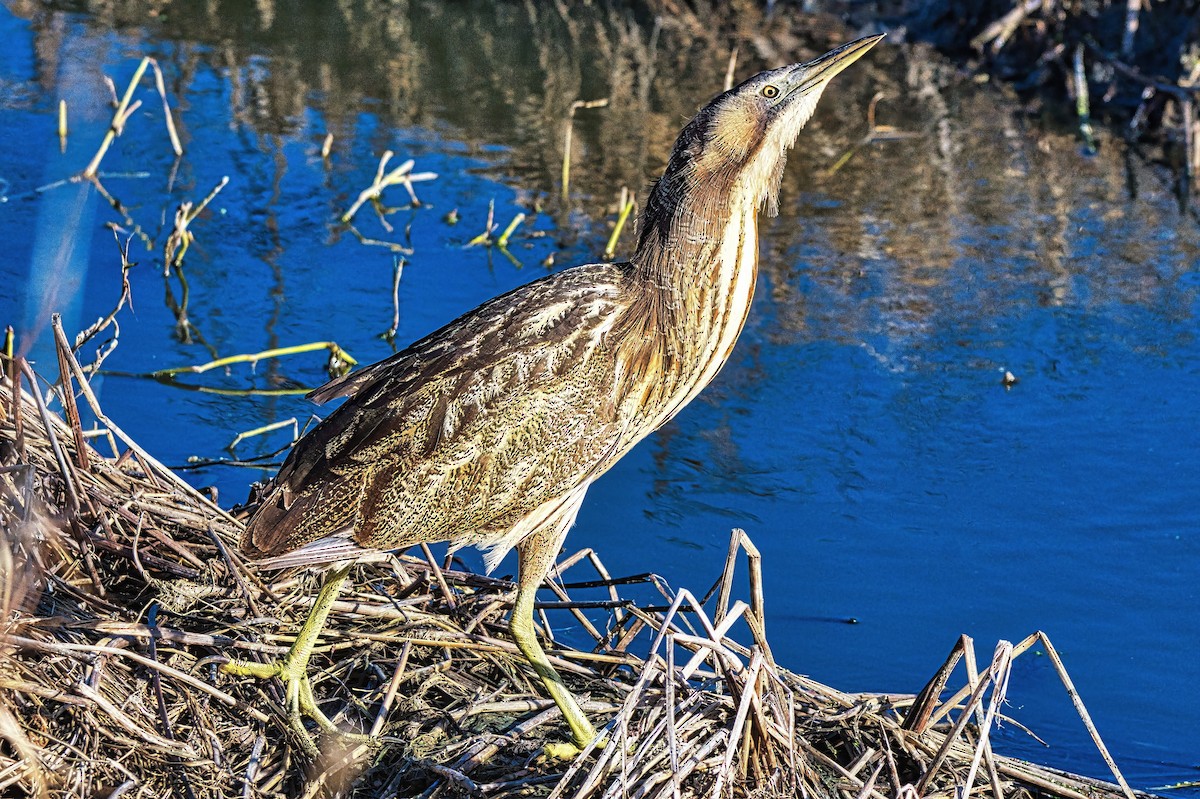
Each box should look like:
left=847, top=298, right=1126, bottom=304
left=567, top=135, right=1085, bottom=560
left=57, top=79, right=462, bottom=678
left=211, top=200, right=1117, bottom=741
left=0, top=342, right=1156, bottom=799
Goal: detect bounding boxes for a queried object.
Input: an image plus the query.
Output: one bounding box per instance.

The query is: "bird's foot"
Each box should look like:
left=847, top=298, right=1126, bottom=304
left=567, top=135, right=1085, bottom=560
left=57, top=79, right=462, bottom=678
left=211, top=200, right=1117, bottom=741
left=224, top=656, right=369, bottom=757
left=538, top=728, right=607, bottom=761
left=222, top=562, right=362, bottom=756
left=539, top=738, right=601, bottom=760
left=542, top=741, right=585, bottom=760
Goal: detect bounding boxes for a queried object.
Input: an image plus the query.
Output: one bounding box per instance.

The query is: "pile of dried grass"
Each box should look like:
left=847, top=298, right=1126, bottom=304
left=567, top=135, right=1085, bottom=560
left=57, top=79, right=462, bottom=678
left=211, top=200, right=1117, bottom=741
left=1, top=332, right=1148, bottom=799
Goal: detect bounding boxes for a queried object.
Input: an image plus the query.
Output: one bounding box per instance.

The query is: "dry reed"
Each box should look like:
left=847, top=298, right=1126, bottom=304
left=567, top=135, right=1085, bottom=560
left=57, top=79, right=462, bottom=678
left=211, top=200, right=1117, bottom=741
left=0, top=337, right=1153, bottom=799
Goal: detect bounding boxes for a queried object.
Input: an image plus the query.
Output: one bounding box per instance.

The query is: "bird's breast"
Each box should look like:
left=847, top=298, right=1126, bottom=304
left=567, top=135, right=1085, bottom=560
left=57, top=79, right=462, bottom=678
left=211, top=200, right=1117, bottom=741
left=696, top=199, right=760, bottom=387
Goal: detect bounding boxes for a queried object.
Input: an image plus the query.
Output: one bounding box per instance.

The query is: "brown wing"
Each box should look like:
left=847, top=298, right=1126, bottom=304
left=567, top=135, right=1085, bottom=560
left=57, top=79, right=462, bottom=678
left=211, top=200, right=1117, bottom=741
left=242, top=262, right=640, bottom=560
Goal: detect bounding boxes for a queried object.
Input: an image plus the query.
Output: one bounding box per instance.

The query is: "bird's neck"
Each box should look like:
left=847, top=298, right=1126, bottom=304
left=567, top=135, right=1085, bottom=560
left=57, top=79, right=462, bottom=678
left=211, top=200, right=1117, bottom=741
left=619, top=172, right=761, bottom=420
left=631, top=171, right=761, bottom=342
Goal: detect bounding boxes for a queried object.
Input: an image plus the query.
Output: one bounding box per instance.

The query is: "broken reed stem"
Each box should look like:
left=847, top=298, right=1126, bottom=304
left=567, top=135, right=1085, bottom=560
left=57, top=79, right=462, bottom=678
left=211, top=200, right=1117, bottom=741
left=147, top=58, right=183, bottom=157
left=18, top=359, right=81, bottom=515
left=83, top=58, right=151, bottom=179
left=962, top=637, right=1007, bottom=799
left=1016, top=633, right=1137, bottom=799
left=226, top=418, right=297, bottom=452
left=346, top=223, right=414, bottom=254
left=960, top=642, right=1013, bottom=799
left=87, top=178, right=155, bottom=253
left=72, top=227, right=134, bottom=372
left=466, top=200, right=497, bottom=247
left=970, top=0, right=1042, bottom=53
left=383, top=256, right=404, bottom=342
left=2, top=327, right=13, bottom=424
left=711, top=648, right=764, bottom=799
left=150, top=341, right=357, bottom=378
left=163, top=176, right=229, bottom=273
left=496, top=213, right=525, bottom=248
left=54, top=339, right=89, bottom=472
left=340, top=151, right=436, bottom=222
left=81, top=57, right=180, bottom=179
left=561, top=98, right=609, bottom=199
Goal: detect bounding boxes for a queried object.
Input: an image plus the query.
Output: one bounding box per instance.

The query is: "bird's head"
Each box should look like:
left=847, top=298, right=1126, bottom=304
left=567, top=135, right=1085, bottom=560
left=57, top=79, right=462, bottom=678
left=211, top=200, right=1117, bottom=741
left=639, top=34, right=883, bottom=248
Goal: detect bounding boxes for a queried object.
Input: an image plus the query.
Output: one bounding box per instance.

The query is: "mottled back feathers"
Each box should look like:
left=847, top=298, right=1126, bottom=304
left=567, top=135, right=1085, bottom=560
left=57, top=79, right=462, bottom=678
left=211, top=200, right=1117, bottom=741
left=244, top=263, right=658, bottom=561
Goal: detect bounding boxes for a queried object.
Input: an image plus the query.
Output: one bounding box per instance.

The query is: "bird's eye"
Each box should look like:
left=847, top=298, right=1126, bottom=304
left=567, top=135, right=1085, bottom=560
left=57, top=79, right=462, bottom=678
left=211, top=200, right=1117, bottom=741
left=761, top=84, right=780, bottom=99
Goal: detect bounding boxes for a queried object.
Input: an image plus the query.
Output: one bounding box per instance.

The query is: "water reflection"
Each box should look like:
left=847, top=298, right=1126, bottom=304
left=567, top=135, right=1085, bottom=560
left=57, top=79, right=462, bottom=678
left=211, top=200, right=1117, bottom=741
left=2, top=0, right=1198, bottom=789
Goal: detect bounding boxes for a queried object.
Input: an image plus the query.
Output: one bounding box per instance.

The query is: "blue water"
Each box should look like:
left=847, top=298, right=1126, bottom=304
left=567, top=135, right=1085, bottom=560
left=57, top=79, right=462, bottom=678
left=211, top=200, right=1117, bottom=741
left=1, top=3, right=1197, bottom=791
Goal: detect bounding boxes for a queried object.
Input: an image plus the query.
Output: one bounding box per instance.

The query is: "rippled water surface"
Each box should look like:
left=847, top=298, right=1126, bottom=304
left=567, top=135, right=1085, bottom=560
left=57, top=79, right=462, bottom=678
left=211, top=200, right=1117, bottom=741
left=2, top=2, right=1197, bottom=790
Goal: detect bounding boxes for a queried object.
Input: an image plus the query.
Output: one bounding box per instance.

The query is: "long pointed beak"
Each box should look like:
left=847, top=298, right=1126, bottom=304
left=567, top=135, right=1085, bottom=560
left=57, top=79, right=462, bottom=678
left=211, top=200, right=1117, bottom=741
left=791, top=34, right=885, bottom=94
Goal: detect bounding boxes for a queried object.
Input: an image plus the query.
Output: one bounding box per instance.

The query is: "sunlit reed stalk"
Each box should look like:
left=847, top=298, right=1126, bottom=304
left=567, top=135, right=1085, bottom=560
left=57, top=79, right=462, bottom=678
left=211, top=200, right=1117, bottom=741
left=1, top=327, right=11, bottom=424
left=603, top=188, right=635, bottom=261
left=53, top=335, right=90, bottom=471
left=227, top=418, right=298, bottom=453
left=321, top=133, right=334, bottom=160
left=1121, top=0, right=1141, bottom=59
left=1188, top=97, right=1198, bottom=194
left=464, top=203, right=523, bottom=267
left=2, top=326, right=16, bottom=433
left=561, top=98, right=608, bottom=199
left=1176, top=92, right=1196, bottom=197
left=57, top=100, right=67, bottom=152
left=151, top=342, right=358, bottom=379
left=82, top=57, right=181, bottom=180
left=496, top=213, right=524, bottom=248
left=82, top=58, right=149, bottom=179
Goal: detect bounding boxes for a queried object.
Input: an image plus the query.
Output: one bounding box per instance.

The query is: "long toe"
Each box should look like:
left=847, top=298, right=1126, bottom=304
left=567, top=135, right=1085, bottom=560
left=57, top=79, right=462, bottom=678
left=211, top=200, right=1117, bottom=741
left=224, top=656, right=323, bottom=755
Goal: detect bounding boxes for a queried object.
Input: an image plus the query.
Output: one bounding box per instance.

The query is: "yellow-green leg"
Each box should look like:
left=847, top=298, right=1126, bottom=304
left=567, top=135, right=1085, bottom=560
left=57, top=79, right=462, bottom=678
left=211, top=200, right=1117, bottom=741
left=224, top=561, right=354, bottom=755
left=512, top=525, right=599, bottom=756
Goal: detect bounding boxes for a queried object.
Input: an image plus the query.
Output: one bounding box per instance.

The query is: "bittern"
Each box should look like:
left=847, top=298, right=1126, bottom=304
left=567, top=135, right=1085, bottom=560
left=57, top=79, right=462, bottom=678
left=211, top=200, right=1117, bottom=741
left=226, top=35, right=882, bottom=755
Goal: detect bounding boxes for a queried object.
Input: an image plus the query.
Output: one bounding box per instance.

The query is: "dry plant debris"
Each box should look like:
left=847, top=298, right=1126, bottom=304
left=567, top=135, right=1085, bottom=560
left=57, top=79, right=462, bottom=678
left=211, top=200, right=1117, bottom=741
left=0, top=342, right=1153, bottom=799
left=961, top=0, right=1200, bottom=193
